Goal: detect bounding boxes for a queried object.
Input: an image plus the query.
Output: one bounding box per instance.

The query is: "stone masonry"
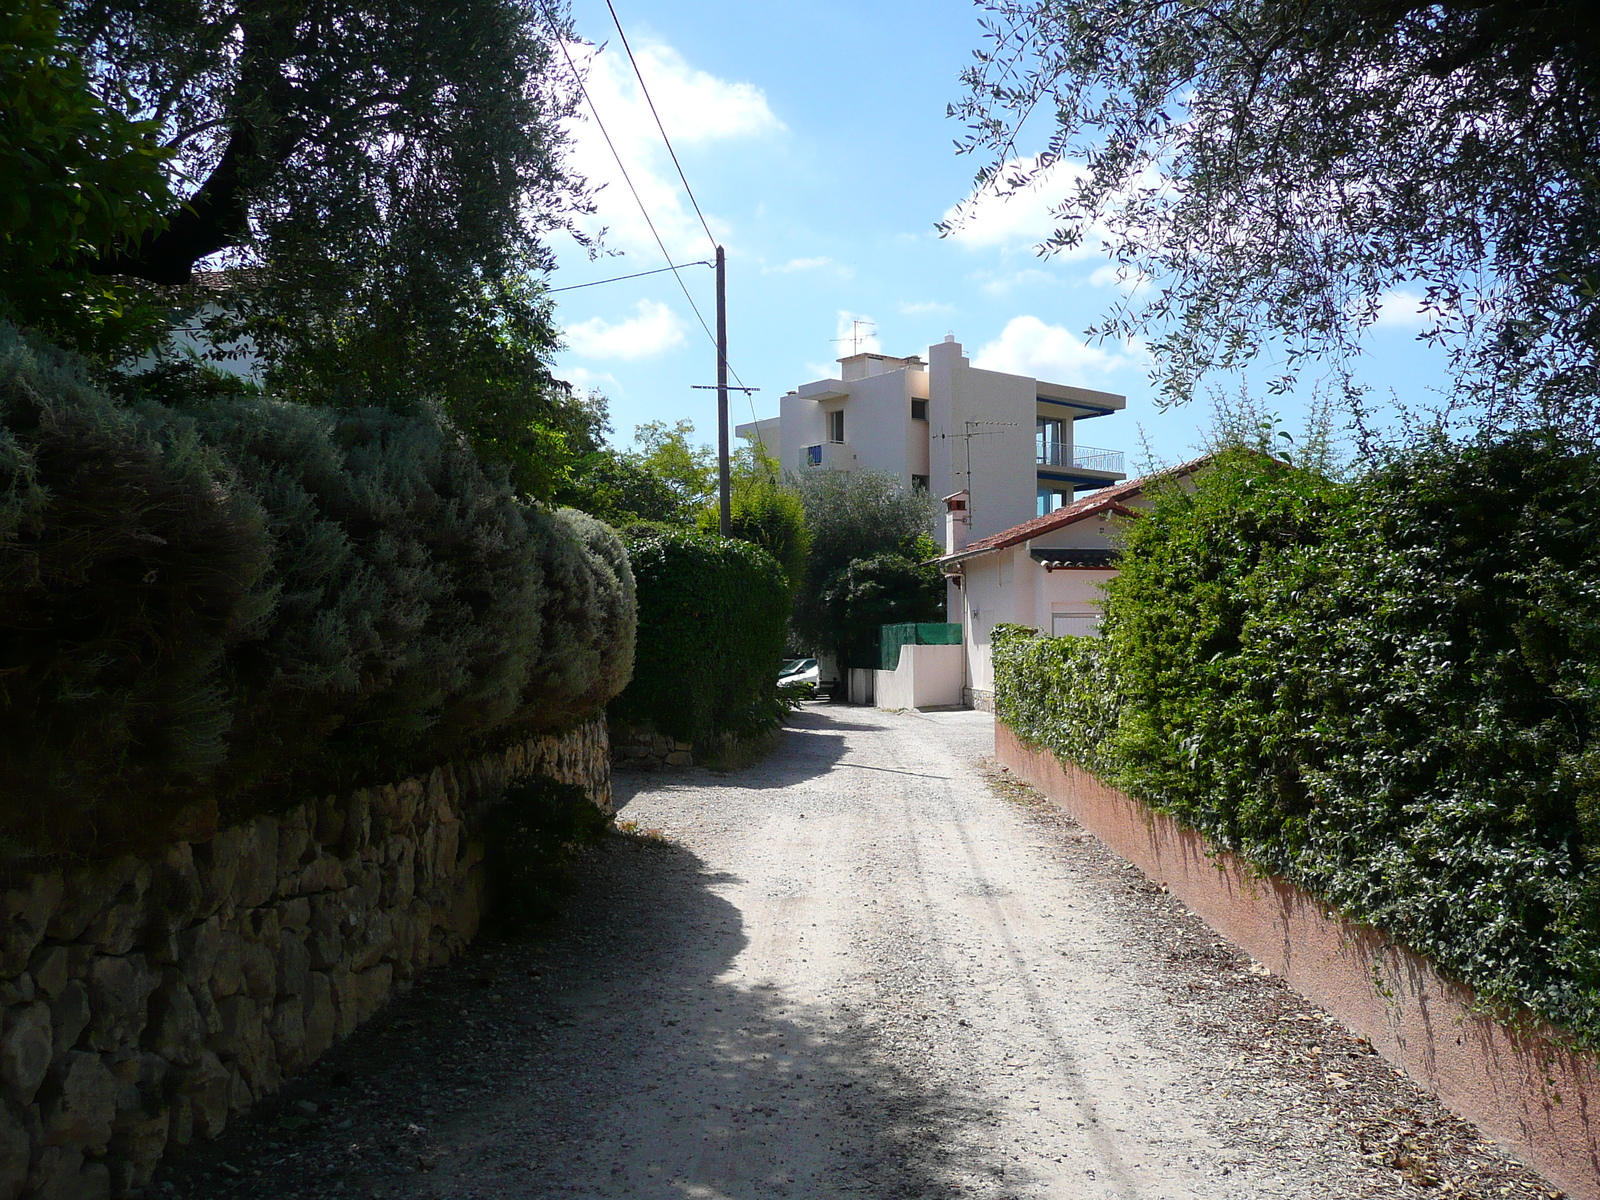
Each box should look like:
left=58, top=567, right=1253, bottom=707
left=0, top=718, right=609, bottom=1200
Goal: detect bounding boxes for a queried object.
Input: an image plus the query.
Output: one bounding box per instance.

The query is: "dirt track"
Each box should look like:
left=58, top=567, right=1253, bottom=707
left=156, top=705, right=1562, bottom=1199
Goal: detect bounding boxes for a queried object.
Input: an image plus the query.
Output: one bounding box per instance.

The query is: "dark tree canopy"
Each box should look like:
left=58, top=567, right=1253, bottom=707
left=55, top=0, right=596, bottom=496
left=949, top=0, right=1600, bottom=428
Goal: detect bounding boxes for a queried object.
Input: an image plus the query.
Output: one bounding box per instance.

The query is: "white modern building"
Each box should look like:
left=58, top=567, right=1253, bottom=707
left=736, top=335, right=1128, bottom=544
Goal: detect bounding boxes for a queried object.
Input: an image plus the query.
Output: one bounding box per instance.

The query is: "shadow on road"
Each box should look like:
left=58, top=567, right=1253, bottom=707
left=157, top=742, right=994, bottom=1200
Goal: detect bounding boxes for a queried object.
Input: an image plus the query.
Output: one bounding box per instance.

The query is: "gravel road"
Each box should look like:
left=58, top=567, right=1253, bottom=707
left=157, top=705, right=1563, bottom=1200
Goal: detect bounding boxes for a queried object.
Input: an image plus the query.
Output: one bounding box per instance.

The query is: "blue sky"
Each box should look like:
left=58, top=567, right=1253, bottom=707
left=547, top=0, right=1456, bottom=470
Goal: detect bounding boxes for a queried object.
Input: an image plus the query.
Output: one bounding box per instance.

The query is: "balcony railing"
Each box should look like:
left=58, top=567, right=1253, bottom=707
left=1036, top=443, right=1125, bottom=474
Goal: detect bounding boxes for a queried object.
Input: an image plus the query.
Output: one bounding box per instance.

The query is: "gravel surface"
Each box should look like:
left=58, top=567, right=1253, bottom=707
left=153, top=705, right=1565, bottom=1199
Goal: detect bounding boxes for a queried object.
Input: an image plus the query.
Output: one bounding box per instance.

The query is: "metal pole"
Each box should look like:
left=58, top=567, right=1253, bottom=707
left=716, top=245, right=731, bottom=536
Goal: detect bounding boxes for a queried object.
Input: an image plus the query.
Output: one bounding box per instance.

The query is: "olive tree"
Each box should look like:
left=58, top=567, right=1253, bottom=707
left=948, top=0, right=1600, bottom=429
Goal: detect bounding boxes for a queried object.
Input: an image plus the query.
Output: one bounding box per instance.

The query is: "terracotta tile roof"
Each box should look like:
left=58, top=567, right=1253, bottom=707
left=934, top=454, right=1214, bottom=566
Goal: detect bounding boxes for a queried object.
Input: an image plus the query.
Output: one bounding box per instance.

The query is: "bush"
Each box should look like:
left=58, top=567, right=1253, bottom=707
left=994, top=438, right=1600, bottom=1045
left=0, top=325, right=270, bottom=854
left=819, top=552, right=946, bottom=669
left=0, top=325, right=636, bottom=856
left=484, top=775, right=611, bottom=931
left=610, top=527, right=789, bottom=747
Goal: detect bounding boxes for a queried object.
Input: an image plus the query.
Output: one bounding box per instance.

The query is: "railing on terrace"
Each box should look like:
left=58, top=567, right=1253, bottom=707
left=1036, top=444, right=1124, bottom=474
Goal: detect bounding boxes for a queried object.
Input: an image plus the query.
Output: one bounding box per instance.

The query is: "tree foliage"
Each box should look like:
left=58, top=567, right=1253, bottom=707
left=791, top=470, right=940, bottom=663
left=951, top=0, right=1600, bottom=426
left=0, top=0, right=173, bottom=351
left=995, top=437, right=1600, bottom=1044
left=55, top=0, right=595, bottom=495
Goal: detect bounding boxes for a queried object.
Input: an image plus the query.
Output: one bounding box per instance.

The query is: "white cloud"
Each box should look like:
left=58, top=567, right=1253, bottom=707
left=565, top=40, right=782, bottom=260
left=557, top=365, right=621, bottom=393
left=1088, top=262, right=1152, bottom=297
left=942, top=157, right=1098, bottom=255
left=977, top=268, right=1059, bottom=296
left=563, top=300, right=687, bottom=360
left=833, top=310, right=880, bottom=356
left=767, top=256, right=836, bottom=274
left=972, top=316, right=1134, bottom=380
left=1370, top=288, right=1432, bottom=330
left=899, top=300, right=955, bottom=315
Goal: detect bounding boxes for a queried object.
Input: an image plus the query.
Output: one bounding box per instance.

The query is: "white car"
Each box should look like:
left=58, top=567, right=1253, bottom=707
left=778, top=658, right=820, bottom=689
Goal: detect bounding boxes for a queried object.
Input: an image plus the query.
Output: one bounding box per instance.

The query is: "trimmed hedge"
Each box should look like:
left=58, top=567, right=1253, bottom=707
left=610, top=527, right=789, bottom=747
left=0, top=324, right=636, bottom=856
left=995, top=438, right=1600, bottom=1046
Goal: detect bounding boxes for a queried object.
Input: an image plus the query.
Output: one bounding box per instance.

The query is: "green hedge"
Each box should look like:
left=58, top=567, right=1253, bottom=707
left=995, top=438, right=1600, bottom=1046
left=610, top=527, right=789, bottom=747
left=0, top=323, right=635, bottom=856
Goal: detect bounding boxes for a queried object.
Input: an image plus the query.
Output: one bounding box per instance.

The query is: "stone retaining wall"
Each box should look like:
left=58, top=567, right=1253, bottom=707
left=996, top=721, right=1600, bottom=1200
left=610, top=722, right=695, bottom=770
left=0, top=718, right=609, bottom=1200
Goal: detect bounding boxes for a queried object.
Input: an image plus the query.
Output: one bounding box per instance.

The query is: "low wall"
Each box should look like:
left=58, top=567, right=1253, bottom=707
left=0, top=718, right=609, bottom=1200
left=996, top=722, right=1600, bottom=1200
left=874, top=643, right=964, bottom=711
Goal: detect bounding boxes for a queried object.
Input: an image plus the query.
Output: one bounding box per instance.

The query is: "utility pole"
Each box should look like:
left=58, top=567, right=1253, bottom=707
left=716, top=245, right=730, bottom=536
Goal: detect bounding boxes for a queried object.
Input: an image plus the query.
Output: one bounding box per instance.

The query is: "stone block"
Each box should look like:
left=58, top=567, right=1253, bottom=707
left=380, top=837, right=415, bottom=908
left=27, top=946, right=71, bottom=1001
left=26, top=1146, right=109, bottom=1200
left=328, top=968, right=359, bottom=1041
left=0, top=874, right=63, bottom=979
left=276, top=806, right=312, bottom=887
left=341, top=791, right=371, bottom=855
left=347, top=909, right=392, bottom=973
left=50, top=981, right=90, bottom=1059
left=209, top=924, right=244, bottom=999
left=0, top=1100, right=27, bottom=1200
left=173, top=916, right=220, bottom=991
left=176, top=1050, right=229, bottom=1140
left=239, top=939, right=277, bottom=1001
left=276, top=932, right=310, bottom=1000
left=83, top=955, right=155, bottom=1051
left=294, top=853, right=346, bottom=896
left=143, top=972, right=204, bottom=1067
left=233, top=818, right=279, bottom=910
left=226, top=1062, right=252, bottom=1114
left=275, top=896, right=310, bottom=933
left=350, top=965, right=392, bottom=1025
left=207, top=995, right=260, bottom=1063
left=302, top=974, right=335, bottom=1064
left=39, top=1051, right=117, bottom=1153
left=166, top=1094, right=192, bottom=1148
left=47, top=860, right=144, bottom=948
left=144, top=844, right=201, bottom=939
left=1, top=1001, right=52, bottom=1104
left=351, top=861, right=383, bottom=912
left=268, top=999, right=306, bottom=1074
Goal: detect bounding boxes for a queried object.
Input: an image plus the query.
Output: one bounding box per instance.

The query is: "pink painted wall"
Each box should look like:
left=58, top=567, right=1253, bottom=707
left=996, top=722, right=1600, bottom=1200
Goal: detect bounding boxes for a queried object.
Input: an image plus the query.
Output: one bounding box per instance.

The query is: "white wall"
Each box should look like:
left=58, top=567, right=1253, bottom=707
left=875, top=643, right=965, bottom=710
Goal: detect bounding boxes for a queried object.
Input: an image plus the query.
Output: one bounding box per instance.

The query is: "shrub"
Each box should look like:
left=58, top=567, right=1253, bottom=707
left=0, top=325, right=637, bottom=855
left=484, top=775, right=611, bottom=931
left=0, top=324, right=270, bottom=853
left=994, top=438, right=1600, bottom=1045
left=819, top=552, right=946, bottom=669
left=610, top=527, right=789, bottom=747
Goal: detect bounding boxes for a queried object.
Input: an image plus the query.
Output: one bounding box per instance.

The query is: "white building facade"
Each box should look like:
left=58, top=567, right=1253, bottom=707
left=736, top=335, right=1128, bottom=544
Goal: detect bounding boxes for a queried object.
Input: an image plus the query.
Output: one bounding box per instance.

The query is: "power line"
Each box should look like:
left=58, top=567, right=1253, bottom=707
left=601, top=0, right=717, bottom=252
left=548, top=260, right=712, bottom=293
left=547, top=5, right=772, bottom=475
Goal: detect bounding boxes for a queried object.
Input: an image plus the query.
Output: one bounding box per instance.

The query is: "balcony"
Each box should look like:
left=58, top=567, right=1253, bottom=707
left=799, top=441, right=856, bottom=471
left=1036, top=444, right=1125, bottom=474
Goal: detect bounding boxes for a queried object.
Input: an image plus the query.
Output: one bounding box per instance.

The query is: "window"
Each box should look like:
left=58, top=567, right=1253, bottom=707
left=911, top=474, right=929, bottom=491
left=911, top=398, right=928, bottom=420
left=1052, top=612, right=1102, bottom=638
left=827, top=409, right=845, bottom=443
left=802, top=444, right=823, bottom=468
left=1036, top=415, right=1067, bottom=466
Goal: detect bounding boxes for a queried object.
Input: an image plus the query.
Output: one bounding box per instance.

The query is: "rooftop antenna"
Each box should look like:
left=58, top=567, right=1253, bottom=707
left=933, top=420, right=1018, bottom=528
left=831, top=318, right=877, bottom=357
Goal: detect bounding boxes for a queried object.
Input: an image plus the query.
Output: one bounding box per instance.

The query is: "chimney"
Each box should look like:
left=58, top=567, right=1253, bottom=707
left=944, top=490, right=971, bottom=555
